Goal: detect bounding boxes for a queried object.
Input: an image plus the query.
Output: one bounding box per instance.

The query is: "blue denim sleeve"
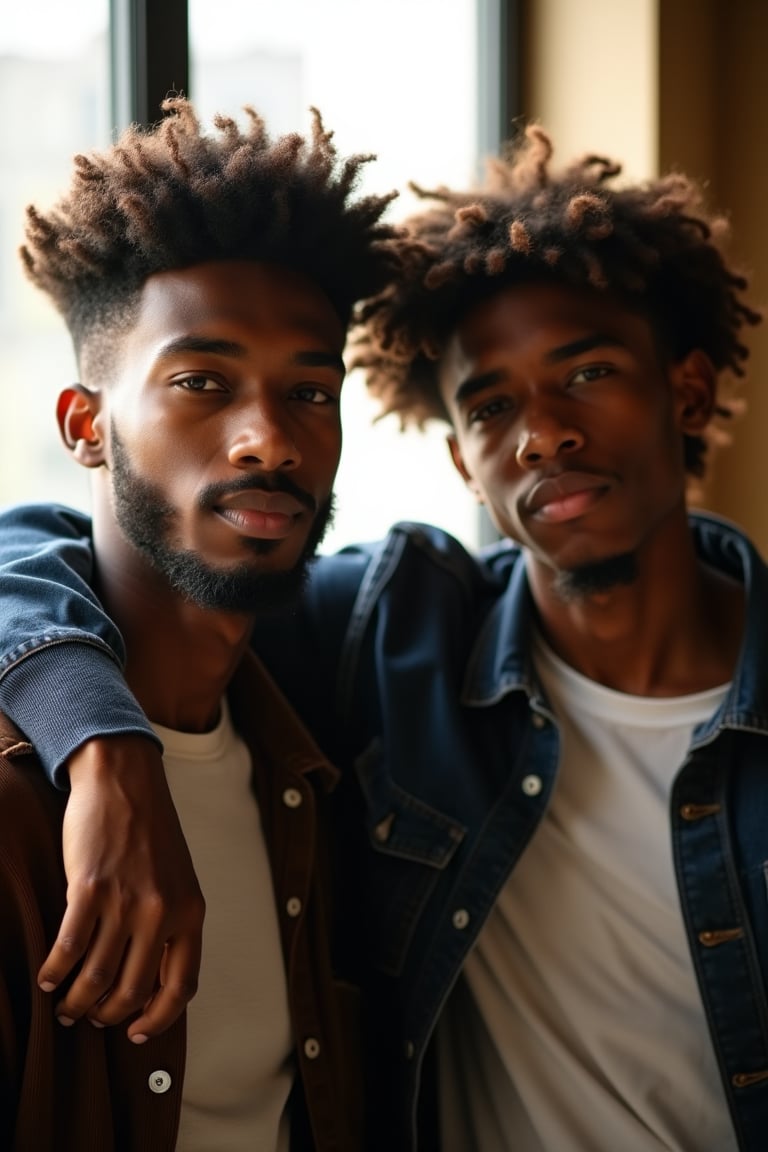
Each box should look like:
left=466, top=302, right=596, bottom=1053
left=0, top=502, right=160, bottom=788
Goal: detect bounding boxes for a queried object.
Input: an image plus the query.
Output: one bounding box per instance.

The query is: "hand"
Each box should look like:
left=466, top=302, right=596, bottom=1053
left=38, top=735, right=205, bottom=1041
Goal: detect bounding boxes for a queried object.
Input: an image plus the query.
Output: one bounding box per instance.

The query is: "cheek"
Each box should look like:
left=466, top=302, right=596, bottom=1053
left=306, top=421, right=343, bottom=489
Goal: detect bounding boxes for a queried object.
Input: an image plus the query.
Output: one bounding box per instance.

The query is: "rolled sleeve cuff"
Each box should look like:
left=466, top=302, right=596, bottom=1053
left=0, top=641, right=160, bottom=788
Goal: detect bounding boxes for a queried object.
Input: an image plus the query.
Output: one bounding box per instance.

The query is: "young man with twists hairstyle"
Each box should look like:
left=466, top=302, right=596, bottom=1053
left=0, top=95, right=397, bottom=1151
left=0, top=125, right=767, bottom=1151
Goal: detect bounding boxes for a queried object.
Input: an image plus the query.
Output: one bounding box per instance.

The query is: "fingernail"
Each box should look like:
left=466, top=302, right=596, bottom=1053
left=130, top=1033, right=148, bottom=1045
left=57, top=1015, right=75, bottom=1027
left=39, top=981, right=57, bottom=993
left=89, top=1018, right=106, bottom=1029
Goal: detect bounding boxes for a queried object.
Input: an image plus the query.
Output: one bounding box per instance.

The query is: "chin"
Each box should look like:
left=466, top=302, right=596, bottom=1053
left=551, top=552, right=638, bottom=602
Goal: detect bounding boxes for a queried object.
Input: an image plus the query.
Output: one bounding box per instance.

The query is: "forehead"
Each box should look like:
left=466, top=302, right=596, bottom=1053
left=130, top=259, right=346, bottom=354
left=439, top=282, right=656, bottom=399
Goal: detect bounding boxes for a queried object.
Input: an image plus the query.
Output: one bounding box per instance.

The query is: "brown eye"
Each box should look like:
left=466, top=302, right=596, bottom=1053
left=569, top=365, right=611, bottom=386
left=176, top=375, right=225, bottom=393
left=468, top=396, right=513, bottom=425
left=294, top=385, right=334, bottom=405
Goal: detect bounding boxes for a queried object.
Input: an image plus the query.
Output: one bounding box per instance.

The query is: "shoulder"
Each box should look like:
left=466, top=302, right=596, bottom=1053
left=309, top=521, right=508, bottom=607
left=0, top=500, right=92, bottom=539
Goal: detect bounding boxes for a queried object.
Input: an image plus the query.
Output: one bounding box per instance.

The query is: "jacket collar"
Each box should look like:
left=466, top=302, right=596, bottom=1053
left=228, top=648, right=339, bottom=793
left=462, top=510, right=768, bottom=736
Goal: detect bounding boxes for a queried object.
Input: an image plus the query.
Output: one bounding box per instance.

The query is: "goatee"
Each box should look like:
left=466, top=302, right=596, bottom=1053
left=110, top=424, right=334, bottom=613
left=552, top=552, right=637, bottom=602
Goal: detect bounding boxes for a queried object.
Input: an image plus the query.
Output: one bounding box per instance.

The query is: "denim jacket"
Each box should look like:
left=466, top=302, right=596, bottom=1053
left=1, top=502, right=768, bottom=1150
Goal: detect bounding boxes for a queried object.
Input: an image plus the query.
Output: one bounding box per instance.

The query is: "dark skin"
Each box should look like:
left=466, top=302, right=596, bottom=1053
left=440, top=281, right=745, bottom=697
left=44, top=277, right=747, bottom=1042
left=41, top=258, right=345, bottom=1041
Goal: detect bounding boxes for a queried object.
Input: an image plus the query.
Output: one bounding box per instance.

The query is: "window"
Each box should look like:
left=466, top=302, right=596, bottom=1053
left=0, top=1, right=109, bottom=512
left=1, top=1, right=515, bottom=550
left=191, top=0, right=482, bottom=550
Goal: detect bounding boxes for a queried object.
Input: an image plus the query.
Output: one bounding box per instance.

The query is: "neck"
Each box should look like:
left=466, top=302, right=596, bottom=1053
left=92, top=505, right=253, bottom=734
left=526, top=513, right=745, bottom=696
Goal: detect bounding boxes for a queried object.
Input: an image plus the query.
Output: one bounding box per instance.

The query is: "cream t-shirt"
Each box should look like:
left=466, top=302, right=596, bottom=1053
left=439, top=633, right=736, bottom=1152
left=153, top=701, right=292, bottom=1152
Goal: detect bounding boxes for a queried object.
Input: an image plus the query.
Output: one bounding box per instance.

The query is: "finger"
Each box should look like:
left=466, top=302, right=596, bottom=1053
left=38, top=899, right=99, bottom=994
left=127, top=932, right=202, bottom=1042
left=88, top=930, right=166, bottom=1028
left=54, top=920, right=130, bottom=1023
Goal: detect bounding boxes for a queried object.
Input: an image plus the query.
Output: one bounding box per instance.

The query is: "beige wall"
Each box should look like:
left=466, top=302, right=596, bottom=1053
left=520, top=0, right=768, bottom=555
left=522, top=0, right=659, bottom=179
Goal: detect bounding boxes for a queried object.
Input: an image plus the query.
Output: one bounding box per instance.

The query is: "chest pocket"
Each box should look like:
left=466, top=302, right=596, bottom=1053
left=355, top=738, right=466, bottom=977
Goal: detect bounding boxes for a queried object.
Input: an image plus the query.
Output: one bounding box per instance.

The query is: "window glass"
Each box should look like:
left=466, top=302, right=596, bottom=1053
left=0, top=2, right=109, bottom=511
left=191, top=0, right=481, bottom=549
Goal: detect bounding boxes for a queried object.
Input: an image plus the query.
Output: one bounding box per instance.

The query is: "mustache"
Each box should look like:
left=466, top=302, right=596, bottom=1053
left=198, top=473, right=318, bottom=515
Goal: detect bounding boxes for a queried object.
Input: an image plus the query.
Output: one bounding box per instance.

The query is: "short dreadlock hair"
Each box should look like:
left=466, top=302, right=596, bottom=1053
left=355, top=124, right=761, bottom=476
left=21, top=95, right=398, bottom=380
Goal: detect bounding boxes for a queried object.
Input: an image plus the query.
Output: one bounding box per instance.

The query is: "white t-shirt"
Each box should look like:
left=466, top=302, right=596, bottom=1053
left=439, top=633, right=736, bottom=1152
left=153, top=701, right=292, bottom=1152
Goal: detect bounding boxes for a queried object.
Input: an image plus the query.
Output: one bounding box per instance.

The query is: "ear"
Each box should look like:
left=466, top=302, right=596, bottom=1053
left=447, top=432, right=484, bottom=503
left=669, top=349, right=717, bottom=434
left=56, top=385, right=106, bottom=468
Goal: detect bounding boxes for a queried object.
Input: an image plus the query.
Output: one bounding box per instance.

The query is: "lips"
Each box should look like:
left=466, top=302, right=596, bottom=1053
left=212, top=489, right=309, bottom=540
left=215, top=490, right=306, bottom=517
left=524, top=470, right=611, bottom=522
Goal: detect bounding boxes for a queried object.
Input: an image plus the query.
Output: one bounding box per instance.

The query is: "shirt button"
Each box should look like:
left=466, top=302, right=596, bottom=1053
left=452, top=908, right=470, bottom=930
left=522, top=774, right=543, bottom=796
left=282, top=787, right=303, bottom=809
left=531, top=713, right=546, bottom=729
left=286, top=896, right=302, bottom=918
left=405, top=1041, right=415, bottom=1060
left=148, top=1070, right=172, bottom=1094
left=304, top=1037, right=321, bottom=1059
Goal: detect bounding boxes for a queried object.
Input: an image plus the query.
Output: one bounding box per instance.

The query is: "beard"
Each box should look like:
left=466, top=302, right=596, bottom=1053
left=110, top=426, right=335, bottom=613
left=551, top=552, right=638, bottom=603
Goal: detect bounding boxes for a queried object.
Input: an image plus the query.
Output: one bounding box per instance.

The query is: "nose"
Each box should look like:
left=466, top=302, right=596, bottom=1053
left=515, top=406, right=584, bottom=469
left=227, top=404, right=301, bottom=472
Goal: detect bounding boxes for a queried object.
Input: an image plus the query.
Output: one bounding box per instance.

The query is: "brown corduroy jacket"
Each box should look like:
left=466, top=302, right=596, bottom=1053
left=0, top=651, right=363, bottom=1151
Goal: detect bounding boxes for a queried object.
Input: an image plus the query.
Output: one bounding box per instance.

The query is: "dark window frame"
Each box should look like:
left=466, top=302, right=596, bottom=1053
left=110, top=0, right=189, bottom=129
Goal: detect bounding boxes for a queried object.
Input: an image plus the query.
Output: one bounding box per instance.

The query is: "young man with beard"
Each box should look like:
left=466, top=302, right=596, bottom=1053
left=1, top=126, right=767, bottom=1151
left=0, top=96, right=397, bottom=1150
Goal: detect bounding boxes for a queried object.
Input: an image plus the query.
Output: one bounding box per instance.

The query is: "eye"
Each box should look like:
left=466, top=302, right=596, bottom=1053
left=569, top=364, right=612, bottom=386
left=467, top=396, right=513, bottom=426
left=175, top=375, right=226, bottom=393
left=293, top=385, right=336, bottom=405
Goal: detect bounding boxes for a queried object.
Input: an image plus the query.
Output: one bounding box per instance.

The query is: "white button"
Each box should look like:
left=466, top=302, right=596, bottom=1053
left=282, top=788, right=303, bottom=809
left=148, top=1070, right=172, bottom=1094
left=304, top=1037, right=321, bottom=1059
left=286, top=896, right=302, bottom=918
left=522, top=774, right=543, bottom=796
left=531, top=713, right=546, bottom=729
left=452, top=908, right=470, bottom=930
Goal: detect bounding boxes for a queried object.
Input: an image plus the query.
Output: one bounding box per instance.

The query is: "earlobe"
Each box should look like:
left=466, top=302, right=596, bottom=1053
left=57, top=385, right=106, bottom=468
left=447, top=433, right=484, bottom=502
left=672, top=349, right=717, bottom=433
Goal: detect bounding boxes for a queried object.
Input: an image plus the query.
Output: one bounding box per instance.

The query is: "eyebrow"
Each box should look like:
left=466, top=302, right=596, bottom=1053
left=154, top=336, right=345, bottom=375
left=453, top=332, right=626, bottom=405
left=544, top=333, right=626, bottom=363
